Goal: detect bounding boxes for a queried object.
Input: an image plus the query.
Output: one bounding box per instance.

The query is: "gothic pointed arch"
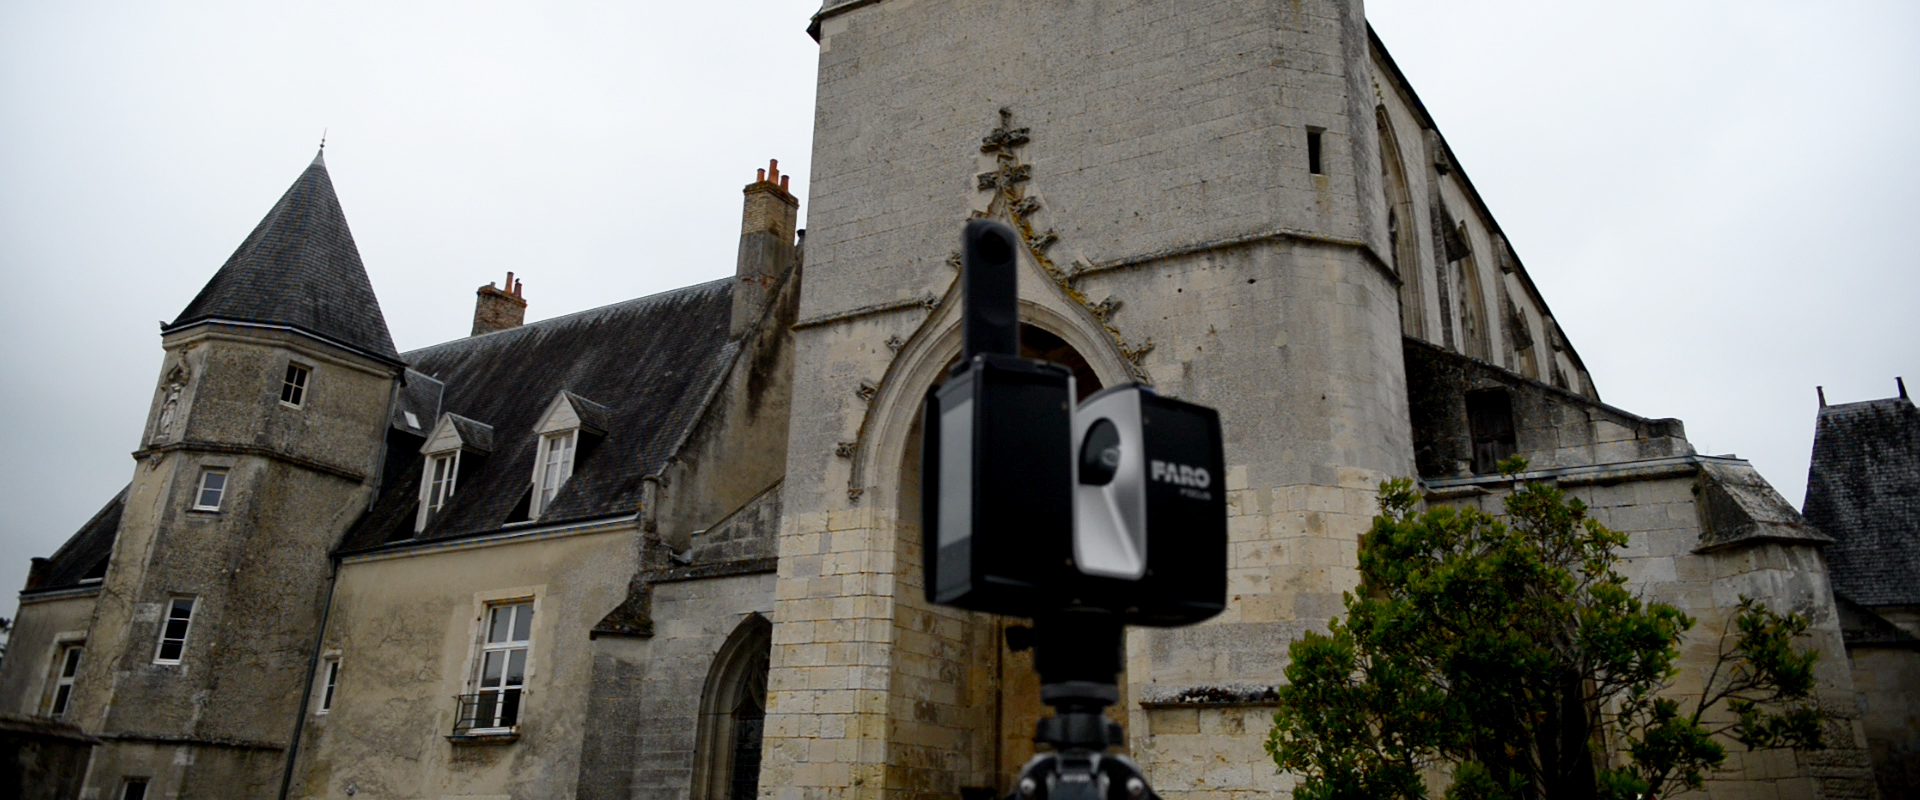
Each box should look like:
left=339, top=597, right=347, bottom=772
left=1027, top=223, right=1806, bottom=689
left=1376, top=107, right=1426, bottom=340
left=692, top=613, right=773, bottom=800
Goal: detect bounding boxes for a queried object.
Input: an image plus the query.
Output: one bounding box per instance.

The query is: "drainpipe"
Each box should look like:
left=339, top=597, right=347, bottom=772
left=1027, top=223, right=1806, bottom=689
left=279, top=555, right=341, bottom=800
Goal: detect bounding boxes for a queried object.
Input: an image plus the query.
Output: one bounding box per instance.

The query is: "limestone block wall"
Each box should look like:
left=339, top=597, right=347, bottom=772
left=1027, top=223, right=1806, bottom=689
left=285, top=525, right=637, bottom=800
left=1434, top=469, right=1880, bottom=800
left=779, top=2, right=1414, bottom=799
left=620, top=572, right=778, bottom=800
left=1844, top=644, right=1920, bottom=797
left=0, top=593, right=97, bottom=719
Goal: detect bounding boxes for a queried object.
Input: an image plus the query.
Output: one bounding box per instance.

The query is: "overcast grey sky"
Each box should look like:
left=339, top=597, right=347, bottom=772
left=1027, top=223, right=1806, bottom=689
left=2, top=1, right=1915, bottom=624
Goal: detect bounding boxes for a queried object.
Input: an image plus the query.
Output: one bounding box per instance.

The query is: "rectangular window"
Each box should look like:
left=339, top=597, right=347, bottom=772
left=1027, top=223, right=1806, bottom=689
left=49, top=644, right=83, bottom=718
left=193, top=469, right=228, bottom=511
left=121, top=778, right=149, bottom=800
left=536, top=431, right=576, bottom=513
left=466, top=601, right=533, bottom=731
left=280, top=363, right=310, bottom=407
left=1306, top=127, right=1325, bottom=175
left=317, top=657, right=340, bottom=714
left=154, top=597, right=196, bottom=664
left=428, top=452, right=460, bottom=512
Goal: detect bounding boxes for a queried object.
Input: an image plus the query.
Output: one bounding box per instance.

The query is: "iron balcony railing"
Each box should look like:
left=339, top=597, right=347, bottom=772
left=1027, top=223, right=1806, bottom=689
left=452, top=689, right=522, bottom=735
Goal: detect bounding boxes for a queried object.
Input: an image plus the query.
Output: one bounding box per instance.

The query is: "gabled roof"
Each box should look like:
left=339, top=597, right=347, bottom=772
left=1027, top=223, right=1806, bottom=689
left=339, top=278, right=737, bottom=552
left=1834, top=593, right=1920, bottom=649
left=166, top=151, right=400, bottom=364
left=22, top=485, right=127, bottom=596
left=1803, top=394, right=1920, bottom=607
left=426, top=413, right=496, bottom=455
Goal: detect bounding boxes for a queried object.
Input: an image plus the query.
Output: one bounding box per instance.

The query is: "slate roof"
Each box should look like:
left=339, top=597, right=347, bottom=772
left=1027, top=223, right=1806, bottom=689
left=22, top=486, right=127, bottom=595
left=1834, top=594, right=1920, bottom=649
left=165, top=151, right=400, bottom=364
left=444, top=415, right=496, bottom=454
left=338, top=278, right=737, bottom=552
left=1803, top=394, right=1920, bottom=608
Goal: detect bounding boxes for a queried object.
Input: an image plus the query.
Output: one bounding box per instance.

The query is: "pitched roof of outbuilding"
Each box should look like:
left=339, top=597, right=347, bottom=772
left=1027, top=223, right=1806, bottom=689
left=338, top=278, right=737, bottom=553
left=21, top=486, right=126, bottom=596
left=1802, top=394, right=1920, bottom=607
left=166, top=151, right=400, bottom=363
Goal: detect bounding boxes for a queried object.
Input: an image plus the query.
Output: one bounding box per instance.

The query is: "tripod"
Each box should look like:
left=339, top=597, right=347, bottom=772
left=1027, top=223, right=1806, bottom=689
left=1005, top=611, right=1159, bottom=800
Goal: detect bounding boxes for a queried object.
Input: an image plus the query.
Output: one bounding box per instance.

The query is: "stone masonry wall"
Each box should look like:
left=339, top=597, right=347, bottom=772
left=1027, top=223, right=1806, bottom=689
left=778, top=2, right=1408, bottom=800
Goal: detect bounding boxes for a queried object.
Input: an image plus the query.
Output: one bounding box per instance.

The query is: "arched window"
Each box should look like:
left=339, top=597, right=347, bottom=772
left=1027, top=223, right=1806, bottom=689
left=1377, top=108, right=1426, bottom=339
left=693, top=614, right=772, bottom=800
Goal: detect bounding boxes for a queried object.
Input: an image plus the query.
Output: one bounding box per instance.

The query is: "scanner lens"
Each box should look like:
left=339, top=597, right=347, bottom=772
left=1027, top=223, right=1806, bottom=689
left=1079, top=418, right=1121, bottom=485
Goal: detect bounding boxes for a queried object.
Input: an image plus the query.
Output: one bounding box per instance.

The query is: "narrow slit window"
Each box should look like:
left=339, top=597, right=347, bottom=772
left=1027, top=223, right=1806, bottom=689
left=317, top=657, right=340, bottom=714
left=154, top=597, right=196, bottom=664
left=1306, top=128, right=1325, bottom=175
left=193, top=469, right=228, bottom=511
left=49, top=644, right=83, bottom=718
left=280, top=363, right=310, bottom=407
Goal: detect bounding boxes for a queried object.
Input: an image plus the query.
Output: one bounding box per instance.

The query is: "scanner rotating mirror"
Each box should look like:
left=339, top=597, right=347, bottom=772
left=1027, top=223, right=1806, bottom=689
left=1073, top=389, right=1148, bottom=580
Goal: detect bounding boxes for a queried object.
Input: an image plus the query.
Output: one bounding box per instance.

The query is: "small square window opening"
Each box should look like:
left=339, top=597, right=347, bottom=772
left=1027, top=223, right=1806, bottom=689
left=121, top=778, right=150, bottom=800
left=1306, top=127, right=1325, bottom=175
left=154, top=597, right=196, bottom=664
left=193, top=469, right=228, bottom=511
left=281, top=363, right=310, bottom=407
left=49, top=644, right=83, bottom=719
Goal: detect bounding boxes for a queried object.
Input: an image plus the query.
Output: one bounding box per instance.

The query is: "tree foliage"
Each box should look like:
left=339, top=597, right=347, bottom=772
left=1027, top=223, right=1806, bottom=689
left=1265, top=461, right=1825, bottom=800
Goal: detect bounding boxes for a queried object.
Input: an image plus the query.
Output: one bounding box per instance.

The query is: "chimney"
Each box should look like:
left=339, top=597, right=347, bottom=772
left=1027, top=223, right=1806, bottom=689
left=25, top=556, right=50, bottom=591
left=733, top=159, right=800, bottom=339
left=472, top=271, right=527, bottom=336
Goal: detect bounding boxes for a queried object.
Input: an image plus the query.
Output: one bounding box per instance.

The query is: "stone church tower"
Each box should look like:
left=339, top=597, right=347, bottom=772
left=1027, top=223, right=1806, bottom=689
left=764, top=2, right=1875, bottom=799
left=65, top=151, right=403, bottom=795
left=769, top=1, right=1411, bottom=797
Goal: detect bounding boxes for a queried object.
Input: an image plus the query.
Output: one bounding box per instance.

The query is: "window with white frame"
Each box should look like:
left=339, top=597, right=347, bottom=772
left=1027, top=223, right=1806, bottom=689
left=192, top=469, right=228, bottom=511
left=120, top=778, right=149, bottom=800
left=48, top=643, right=83, bottom=718
left=426, top=452, right=460, bottom=512
left=316, top=656, right=340, bottom=714
left=280, top=362, right=311, bottom=407
left=463, top=601, right=533, bottom=732
left=153, top=597, right=196, bottom=664
left=533, top=431, right=576, bottom=515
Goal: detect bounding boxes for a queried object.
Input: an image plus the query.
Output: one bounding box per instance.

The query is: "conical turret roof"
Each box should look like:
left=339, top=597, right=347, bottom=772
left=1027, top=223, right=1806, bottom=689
left=167, top=151, right=400, bottom=363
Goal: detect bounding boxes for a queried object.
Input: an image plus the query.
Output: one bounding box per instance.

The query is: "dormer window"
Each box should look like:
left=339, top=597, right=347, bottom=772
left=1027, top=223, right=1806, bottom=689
left=535, top=431, right=576, bottom=514
left=281, top=362, right=311, bottom=407
left=428, top=452, right=460, bottom=511
left=528, top=391, right=610, bottom=519
left=418, top=413, right=495, bottom=533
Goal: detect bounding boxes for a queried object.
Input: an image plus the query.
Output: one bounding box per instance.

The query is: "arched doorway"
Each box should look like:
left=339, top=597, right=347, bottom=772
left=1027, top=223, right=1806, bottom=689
left=692, top=614, right=772, bottom=800
left=895, top=323, right=1111, bottom=792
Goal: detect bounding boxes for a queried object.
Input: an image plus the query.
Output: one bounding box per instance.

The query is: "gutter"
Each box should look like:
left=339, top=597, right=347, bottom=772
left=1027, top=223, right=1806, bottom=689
left=278, top=556, right=341, bottom=800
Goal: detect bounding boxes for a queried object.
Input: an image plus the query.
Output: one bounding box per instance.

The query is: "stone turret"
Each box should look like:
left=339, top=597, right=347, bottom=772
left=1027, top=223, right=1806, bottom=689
left=65, top=150, right=401, bottom=798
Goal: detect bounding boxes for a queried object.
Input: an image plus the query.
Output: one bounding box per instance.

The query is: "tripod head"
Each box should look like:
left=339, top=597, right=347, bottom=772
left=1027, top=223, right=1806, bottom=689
left=1007, top=612, right=1159, bottom=800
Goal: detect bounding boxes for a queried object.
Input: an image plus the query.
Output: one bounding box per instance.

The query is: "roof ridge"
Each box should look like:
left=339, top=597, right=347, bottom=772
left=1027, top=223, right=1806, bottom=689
left=401, top=276, right=730, bottom=360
